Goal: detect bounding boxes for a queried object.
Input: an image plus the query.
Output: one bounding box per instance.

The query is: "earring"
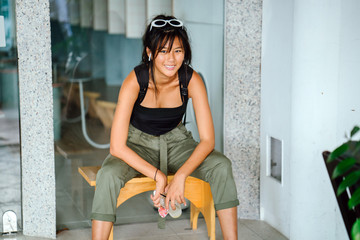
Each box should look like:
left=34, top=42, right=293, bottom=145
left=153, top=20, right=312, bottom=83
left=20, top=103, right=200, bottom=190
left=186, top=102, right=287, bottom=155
left=148, top=53, right=151, bottom=61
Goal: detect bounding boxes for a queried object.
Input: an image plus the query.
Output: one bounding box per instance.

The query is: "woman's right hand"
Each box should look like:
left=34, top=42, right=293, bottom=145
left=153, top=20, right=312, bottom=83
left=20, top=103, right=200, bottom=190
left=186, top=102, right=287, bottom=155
left=150, top=170, right=167, bottom=208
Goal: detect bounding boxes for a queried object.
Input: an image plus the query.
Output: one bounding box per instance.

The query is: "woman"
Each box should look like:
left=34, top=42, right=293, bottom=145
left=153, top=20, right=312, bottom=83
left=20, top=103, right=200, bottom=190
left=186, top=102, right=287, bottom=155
left=91, top=15, right=239, bottom=240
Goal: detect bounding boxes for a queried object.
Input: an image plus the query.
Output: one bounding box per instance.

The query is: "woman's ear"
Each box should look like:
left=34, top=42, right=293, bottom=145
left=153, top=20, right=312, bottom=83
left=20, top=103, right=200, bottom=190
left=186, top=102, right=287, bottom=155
left=146, top=47, right=151, bottom=61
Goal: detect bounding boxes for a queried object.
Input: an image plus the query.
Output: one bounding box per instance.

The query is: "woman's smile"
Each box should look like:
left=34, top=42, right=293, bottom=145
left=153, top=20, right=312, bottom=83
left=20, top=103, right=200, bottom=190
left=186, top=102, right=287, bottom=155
left=164, top=65, right=176, bottom=70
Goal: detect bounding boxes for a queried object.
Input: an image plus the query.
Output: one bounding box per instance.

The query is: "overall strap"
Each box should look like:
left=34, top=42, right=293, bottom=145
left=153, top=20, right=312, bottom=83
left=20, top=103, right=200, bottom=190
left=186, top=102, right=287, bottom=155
left=178, top=64, right=194, bottom=125
left=178, top=64, right=193, bottom=103
left=134, top=64, right=149, bottom=104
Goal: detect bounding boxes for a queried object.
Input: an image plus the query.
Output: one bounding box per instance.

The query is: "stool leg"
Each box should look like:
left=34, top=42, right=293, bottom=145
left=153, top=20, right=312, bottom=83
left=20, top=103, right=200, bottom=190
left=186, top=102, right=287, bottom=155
left=108, top=226, right=114, bottom=240
left=202, top=184, right=216, bottom=240
left=190, top=202, right=200, bottom=229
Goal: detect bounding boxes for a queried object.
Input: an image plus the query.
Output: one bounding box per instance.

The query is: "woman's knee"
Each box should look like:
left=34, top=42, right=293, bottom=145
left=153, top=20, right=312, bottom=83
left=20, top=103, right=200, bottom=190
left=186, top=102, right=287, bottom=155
left=193, top=151, right=233, bottom=181
left=97, top=155, right=132, bottom=185
left=200, top=151, right=233, bottom=181
left=211, top=157, right=233, bottom=180
left=96, top=165, right=125, bottom=189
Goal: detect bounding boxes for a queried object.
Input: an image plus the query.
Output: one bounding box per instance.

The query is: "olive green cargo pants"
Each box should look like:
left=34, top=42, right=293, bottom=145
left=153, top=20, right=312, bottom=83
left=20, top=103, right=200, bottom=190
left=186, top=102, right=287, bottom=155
left=91, top=124, right=239, bottom=223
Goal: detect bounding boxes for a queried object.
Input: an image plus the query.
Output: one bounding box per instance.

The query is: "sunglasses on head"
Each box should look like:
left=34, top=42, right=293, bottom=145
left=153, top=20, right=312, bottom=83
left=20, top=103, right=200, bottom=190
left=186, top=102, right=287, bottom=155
left=150, top=19, right=184, bottom=31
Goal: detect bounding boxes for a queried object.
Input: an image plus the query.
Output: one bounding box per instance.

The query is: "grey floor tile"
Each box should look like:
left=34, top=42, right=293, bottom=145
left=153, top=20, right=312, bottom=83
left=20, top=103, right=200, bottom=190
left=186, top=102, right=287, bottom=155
left=240, top=219, right=288, bottom=240
left=56, top=228, right=92, bottom=240
left=174, top=220, right=210, bottom=240
left=167, top=218, right=207, bottom=234
left=0, top=234, right=26, bottom=240
left=112, top=222, right=177, bottom=239
left=235, top=223, right=263, bottom=240
left=0, top=233, right=50, bottom=240
left=126, top=235, right=181, bottom=240
left=177, top=234, right=209, bottom=240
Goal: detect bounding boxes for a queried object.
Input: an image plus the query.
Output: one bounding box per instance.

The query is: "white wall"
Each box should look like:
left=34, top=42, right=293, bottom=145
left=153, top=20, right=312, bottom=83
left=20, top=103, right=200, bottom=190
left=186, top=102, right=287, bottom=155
left=290, top=0, right=344, bottom=239
left=260, top=0, right=293, bottom=236
left=173, top=0, right=224, bottom=152
left=337, top=0, right=360, bottom=139
left=261, top=0, right=360, bottom=239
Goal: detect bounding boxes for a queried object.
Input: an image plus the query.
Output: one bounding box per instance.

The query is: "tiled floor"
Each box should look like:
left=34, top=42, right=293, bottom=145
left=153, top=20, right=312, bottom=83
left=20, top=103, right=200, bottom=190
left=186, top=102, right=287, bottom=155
left=1, top=218, right=287, bottom=240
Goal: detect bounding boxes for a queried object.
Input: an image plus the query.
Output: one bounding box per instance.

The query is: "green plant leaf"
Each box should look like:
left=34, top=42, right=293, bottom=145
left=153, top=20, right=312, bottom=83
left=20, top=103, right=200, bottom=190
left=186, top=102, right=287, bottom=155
left=337, top=170, right=360, bottom=196
left=332, top=157, right=356, bottom=179
left=327, top=143, right=349, bottom=163
left=349, top=188, right=360, bottom=209
left=351, top=126, right=360, bottom=138
left=352, top=219, right=360, bottom=240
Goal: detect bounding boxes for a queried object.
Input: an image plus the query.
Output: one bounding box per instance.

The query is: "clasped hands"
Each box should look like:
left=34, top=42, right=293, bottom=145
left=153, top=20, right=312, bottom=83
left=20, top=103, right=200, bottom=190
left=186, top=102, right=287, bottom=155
left=150, top=170, right=187, bottom=211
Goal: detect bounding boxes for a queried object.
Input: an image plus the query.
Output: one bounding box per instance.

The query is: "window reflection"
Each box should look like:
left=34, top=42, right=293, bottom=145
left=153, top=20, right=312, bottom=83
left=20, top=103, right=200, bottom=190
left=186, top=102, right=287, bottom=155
left=0, top=0, right=21, bottom=233
left=51, top=0, right=224, bottom=231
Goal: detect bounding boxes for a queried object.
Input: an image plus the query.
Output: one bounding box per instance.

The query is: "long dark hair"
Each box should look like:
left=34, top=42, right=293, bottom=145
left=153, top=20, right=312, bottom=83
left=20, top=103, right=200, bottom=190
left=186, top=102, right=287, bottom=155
left=141, top=15, right=192, bottom=93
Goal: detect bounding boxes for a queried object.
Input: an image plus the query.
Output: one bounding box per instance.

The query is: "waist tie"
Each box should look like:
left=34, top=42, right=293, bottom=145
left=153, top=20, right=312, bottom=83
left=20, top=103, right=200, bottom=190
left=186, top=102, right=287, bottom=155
left=158, top=135, right=167, bottom=229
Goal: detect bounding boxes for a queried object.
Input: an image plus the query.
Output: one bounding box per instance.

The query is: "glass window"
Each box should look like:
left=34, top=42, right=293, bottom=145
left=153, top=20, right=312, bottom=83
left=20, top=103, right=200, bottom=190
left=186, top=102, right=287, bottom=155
left=0, top=0, right=21, bottom=233
left=51, top=0, right=224, bottom=231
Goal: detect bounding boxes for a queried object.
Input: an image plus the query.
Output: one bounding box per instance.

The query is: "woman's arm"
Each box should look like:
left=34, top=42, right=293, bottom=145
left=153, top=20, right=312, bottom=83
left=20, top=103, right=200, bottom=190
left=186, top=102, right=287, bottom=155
left=176, top=70, right=215, bottom=176
left=109, top=70, right=167, bottom=206
left=165, top=71, right=215, bottom=209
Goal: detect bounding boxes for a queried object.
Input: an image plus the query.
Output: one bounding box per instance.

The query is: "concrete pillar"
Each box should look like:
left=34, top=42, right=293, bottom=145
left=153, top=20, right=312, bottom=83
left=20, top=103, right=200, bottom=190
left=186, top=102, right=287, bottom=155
left=224, top=0, right=262, bottom=219
left=16, top=0, right=56, bottom=238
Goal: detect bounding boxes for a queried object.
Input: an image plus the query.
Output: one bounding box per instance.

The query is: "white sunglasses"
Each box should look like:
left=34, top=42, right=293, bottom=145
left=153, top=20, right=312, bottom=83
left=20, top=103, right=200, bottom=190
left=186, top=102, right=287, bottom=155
left=150, top=19, right=184, bottom=31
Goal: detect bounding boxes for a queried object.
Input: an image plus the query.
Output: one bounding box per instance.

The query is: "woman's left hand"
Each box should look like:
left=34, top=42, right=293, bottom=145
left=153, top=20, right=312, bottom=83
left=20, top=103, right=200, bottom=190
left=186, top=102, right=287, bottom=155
left=164, top=174, right=187, bottom=210
left=150, top=170, right=167, bottom=208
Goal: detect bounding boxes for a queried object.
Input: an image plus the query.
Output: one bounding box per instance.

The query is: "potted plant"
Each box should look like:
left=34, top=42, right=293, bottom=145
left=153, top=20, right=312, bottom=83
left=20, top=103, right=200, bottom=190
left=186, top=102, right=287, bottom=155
left=326, top=126, right=360, bottom=240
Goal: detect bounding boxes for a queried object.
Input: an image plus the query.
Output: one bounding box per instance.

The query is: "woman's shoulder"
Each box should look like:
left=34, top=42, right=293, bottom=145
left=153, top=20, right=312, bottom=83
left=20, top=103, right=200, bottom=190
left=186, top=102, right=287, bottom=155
left=121, top=69, right=140, bottom=92
left=187, top=70, right=206, bottom=98
left=188, top=69, right=202, bottom=84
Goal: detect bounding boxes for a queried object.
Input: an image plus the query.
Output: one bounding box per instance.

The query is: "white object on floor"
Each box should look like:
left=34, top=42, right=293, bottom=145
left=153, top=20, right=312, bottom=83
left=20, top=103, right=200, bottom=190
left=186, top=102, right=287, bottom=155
left=2, top=210, right=17, bottom=234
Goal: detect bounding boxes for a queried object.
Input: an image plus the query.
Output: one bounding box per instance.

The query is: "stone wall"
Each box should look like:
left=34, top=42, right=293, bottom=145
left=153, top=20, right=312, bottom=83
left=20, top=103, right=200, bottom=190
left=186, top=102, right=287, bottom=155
left=224, top=0, right=262, bottom=219
left=16, top=0, right=56, bottom=238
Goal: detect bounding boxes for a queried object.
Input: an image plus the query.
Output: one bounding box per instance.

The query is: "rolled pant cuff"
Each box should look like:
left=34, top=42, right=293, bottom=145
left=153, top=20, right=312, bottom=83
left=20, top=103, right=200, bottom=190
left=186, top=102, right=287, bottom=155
left=214, top=199, right=239, bottom=211
left=91, top=213, right=116, bottom=223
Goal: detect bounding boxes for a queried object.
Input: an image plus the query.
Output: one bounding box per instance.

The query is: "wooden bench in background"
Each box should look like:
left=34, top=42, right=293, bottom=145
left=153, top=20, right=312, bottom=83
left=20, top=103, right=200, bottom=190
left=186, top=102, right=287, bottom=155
left=78, top=166, right=216, bottom=240
left=83, top=91, right=101, bottom=119
left=93, top=100, right=117, bottom=129
left=83, top=91, right=117, bottom=129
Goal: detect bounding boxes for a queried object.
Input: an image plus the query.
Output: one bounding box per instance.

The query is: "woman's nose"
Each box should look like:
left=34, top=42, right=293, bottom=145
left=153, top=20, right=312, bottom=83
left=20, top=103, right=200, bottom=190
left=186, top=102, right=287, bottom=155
left=167, top=51, right=175, bottom=60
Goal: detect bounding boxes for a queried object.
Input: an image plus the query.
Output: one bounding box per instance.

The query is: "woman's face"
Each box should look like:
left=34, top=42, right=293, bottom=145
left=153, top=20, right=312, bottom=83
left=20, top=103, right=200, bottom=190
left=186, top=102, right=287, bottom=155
left=152, top=37, right=185, bottom=80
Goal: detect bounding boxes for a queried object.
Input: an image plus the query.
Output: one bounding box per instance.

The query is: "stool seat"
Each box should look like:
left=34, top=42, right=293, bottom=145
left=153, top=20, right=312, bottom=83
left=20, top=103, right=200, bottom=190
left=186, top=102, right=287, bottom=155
left=78, top=166, right=216, bottom=240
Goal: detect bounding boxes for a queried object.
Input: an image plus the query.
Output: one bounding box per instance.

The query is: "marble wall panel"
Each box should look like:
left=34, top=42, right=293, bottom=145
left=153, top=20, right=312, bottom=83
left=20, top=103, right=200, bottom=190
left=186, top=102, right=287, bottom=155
left=16, top=0, right=56, bottom=238
left=224, top=0, right=262, bottom=219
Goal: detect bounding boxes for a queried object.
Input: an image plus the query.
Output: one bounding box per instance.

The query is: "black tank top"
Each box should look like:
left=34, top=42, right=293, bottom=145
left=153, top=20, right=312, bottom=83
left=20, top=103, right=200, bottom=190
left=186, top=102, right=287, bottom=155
left=130, top=63, right=193, bottom=136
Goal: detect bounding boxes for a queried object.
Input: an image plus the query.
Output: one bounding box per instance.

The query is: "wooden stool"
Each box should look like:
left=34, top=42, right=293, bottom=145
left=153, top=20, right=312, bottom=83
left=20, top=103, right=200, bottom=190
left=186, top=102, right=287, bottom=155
left=78, top=166, right=216, bottom=240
